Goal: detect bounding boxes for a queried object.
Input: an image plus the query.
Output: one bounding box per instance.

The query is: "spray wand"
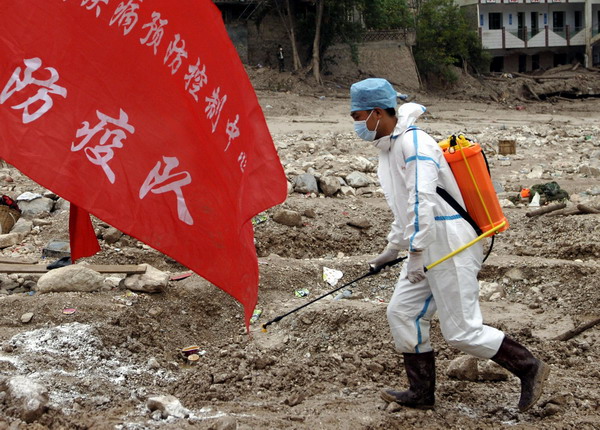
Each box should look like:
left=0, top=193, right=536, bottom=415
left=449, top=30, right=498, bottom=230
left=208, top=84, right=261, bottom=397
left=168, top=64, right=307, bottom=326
left=261, top=256, right=406, bottom=332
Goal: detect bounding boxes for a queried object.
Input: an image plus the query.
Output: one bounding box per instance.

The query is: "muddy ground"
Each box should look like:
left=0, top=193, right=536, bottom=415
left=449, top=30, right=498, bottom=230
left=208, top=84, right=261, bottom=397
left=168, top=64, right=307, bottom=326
left=0, top=68, right=599, bottom=429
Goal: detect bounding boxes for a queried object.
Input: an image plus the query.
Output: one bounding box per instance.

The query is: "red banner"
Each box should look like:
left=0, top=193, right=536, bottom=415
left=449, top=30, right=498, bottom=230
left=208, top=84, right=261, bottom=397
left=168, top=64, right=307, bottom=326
left=0, top=0, right=287, bottom=327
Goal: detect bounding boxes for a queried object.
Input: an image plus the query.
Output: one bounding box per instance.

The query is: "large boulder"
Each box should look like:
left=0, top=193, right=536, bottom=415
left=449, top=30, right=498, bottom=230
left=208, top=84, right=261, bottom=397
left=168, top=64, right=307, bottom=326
left=36, top=265, right=104, bottom=293
left=120, top=264, right=168, bottom=293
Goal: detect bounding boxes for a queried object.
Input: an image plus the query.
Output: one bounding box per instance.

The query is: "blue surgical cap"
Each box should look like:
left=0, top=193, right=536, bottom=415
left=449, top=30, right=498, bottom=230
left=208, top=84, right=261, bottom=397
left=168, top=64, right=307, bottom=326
left=350, top=78, right=397, bottom=112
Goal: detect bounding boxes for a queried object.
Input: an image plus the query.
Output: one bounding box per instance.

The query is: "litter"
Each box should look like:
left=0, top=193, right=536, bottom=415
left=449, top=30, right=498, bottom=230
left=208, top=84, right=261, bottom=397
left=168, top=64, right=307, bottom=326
left=322, top=267, right=343, bottom=286
left=62, top=308, right=77, bottom=315
left=251, top=214, right=268, bottom=226
left=250, top=309, right=262, bottom=324
left=294, top=288, right=309, bottom=298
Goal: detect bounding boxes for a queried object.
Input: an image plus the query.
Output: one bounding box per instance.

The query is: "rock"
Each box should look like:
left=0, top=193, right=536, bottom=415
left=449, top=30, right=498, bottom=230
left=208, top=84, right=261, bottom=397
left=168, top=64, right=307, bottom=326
left=41, top=240, right=70, bottom=259
left=103, top=276, right=123, bottom=289
left=540, top=403, right=562, bottom=417
left=366, top=362, right=384, bottom=373
left=446, top=355, right=479, bottom=381
left=478, top=360, right=509, bottom=381
left=120, top=264, right=169, bottom=293
left=350, top=156, right=375, bottom=173
left=478, top=281, right=504, bottom=301
left=286, top=181, right=293, bottom=195
left=345, top=171, right=371, bottom=188
left=148, top=357, right=161, bottom=370
left=505, top=268, right=525, bottom=281
left=303, top=208, right=316, bottom=218
left=318, top=176, right=341, bottom=196
left=146, top=395, right=189, bottom=419
left=285, top=392, right=305, bottom=407
left=293, top=173, right=318, bottom=194
left=526, top=165, right=544, bottom=179
left=579, top=164, right=600, bottom=177
left=499, top=199, right=515, bottom=208
left=17, top=197, right=54, bottom=218
left=272, top=209, right=303, bottom=227
left=211, top=416, right=238, bottom=430
left=36, top=265, right=104, bottom=294
left=54, top=198, right=70, bottom=211
left=2, top=376, right=49, bottom=423
left=10, top=218, right=32, bottom=235
left=103, top=227, right=123, bottom=244
left=347, top=217, right=371, bottom=229
left=0, top=233, right=21, bottom=249
left=386, top=401, right=403, bottom=412
left=32, top=219, right=52, bottom=227
left=0, top=274, right=19, bottom=291
left=340, top=186, right=356, bottom=197
left=20, top=313, right=33, bottom=324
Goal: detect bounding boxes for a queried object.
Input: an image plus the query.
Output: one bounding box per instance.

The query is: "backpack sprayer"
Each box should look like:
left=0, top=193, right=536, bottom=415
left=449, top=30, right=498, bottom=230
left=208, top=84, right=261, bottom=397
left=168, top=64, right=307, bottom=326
left=426, top=134, right=508, bottom=270
left=262, top=134, right=508, bottom=331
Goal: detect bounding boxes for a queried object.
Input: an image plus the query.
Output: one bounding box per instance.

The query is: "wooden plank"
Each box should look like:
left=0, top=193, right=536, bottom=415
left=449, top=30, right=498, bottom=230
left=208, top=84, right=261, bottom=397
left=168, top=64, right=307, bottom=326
left=0, top=264, right=146, bottom=274
left=0, top=257, right=39, bottom=265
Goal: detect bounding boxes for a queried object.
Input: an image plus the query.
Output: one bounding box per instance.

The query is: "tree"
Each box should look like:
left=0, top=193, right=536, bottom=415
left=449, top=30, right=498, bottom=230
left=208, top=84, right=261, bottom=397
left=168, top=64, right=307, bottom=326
left=311, top=0, right=325, bottom=84
left=413, top=0, right=489, bottom=83
left=361, top=0, right=411, bottom=30
left=273, top=0, right=303, bottom=71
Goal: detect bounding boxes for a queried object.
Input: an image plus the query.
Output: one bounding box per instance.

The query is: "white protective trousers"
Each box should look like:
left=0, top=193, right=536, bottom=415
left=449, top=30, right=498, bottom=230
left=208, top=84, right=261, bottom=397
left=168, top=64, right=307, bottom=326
left=377, top=103, right=504, bottom=359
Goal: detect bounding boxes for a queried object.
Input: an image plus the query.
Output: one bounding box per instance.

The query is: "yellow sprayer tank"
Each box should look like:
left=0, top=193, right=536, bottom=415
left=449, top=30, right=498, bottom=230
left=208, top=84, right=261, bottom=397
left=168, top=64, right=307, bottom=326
left=440, top=136, right=509, bottom=235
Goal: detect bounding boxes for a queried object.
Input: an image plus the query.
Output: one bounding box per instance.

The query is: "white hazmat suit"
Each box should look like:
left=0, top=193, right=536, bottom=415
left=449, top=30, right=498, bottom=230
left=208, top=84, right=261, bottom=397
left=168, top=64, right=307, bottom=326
left=377, top=103, right=504, bottom=359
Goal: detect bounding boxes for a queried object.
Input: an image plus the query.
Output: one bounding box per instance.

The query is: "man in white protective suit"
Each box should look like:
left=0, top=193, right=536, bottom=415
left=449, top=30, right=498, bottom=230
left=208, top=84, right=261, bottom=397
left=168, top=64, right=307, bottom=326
left=349, top=78, right=550, bottom=412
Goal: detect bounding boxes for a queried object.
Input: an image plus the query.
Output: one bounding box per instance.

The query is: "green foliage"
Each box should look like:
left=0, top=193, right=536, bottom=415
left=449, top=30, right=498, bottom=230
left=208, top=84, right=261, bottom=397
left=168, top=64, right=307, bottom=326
left=361, top=0, right=411, bottom=30
left=414, top=0, right=489, bottom=83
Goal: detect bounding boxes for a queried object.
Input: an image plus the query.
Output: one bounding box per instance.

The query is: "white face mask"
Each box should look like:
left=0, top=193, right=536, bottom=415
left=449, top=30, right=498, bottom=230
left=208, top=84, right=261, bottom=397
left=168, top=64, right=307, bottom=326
left=354, top=111, right=379, bottom=141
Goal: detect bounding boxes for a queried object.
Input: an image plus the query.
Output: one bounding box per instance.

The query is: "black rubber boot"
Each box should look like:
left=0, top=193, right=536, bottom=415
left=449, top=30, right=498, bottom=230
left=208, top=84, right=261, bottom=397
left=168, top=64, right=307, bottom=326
left=491, top=336, right=550, bottom=412
left=380, top=350, right=435, bottom=410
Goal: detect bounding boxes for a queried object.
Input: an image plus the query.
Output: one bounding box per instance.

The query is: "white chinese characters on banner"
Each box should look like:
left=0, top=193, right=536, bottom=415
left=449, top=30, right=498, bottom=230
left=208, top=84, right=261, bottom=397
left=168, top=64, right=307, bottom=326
left=109, top=0, right=143, bottom=36
left=0, top=57, right=67, bottom=124
left=225, top=114, right=240, bottom=151
left=184, top=58, right=208, bottom=101
left=139, top=156, right=194, bottom=225
left=164, top=34, right=188, bottom=75
left=205, top=87, right=227, bottom=133
left=71, top=109, right=135, bottom=184
left=81, top=0, right=109, bottom=18
left=238, top=152, right=247, bottom=172
left=140, top=11, right=168, bottom=55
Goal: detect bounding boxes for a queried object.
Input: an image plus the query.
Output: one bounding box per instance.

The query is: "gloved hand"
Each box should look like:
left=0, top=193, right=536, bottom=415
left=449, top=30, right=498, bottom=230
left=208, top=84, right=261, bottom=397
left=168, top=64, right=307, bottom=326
left=407, top=251, right=426, bottom=283
left=368, top=247, right=399, bottom=271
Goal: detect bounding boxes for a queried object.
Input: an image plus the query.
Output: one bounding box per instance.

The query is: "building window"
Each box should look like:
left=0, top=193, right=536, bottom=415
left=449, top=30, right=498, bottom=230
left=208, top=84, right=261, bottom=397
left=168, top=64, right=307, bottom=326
left=509, top=14, right=512, bottom=26
left=532, top=54, right=540, bottom=70
left=480, top=14, right=484, bottom=27
left=574, top=11, right=582, bottom=31
left=552, top=11, right=564, bottom=32
left=489, top=13, right=502, bottom=30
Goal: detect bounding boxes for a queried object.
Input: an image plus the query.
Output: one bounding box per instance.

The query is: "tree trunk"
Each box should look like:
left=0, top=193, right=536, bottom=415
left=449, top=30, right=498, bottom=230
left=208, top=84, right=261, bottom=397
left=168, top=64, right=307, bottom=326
left=286, top=0, right=302, bottom=71
left=275, top=0, right=302, bottom=71
left=312, top=0, right=324, bottom=85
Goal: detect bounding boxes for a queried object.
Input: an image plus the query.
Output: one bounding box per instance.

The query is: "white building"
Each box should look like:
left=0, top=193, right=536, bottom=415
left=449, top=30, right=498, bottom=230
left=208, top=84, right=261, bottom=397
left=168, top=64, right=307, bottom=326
left=457, top=0, right=600, bottom=72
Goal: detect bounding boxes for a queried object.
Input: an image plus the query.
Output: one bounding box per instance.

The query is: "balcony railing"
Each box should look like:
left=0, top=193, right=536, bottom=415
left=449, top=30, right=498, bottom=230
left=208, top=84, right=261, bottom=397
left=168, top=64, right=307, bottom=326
left=481, top=24, right=587, bottom=49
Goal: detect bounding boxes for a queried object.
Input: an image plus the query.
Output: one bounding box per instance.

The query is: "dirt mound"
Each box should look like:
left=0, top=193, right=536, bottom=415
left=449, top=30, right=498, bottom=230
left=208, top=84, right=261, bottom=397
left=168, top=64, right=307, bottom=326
left=1, top=89, right=600, bottom=428
left=440, top=65, right=600, bottom=105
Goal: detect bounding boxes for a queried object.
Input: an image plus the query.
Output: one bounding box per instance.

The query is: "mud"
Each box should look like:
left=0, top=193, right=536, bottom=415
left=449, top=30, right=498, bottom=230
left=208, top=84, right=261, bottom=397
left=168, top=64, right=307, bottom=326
left=0, top=68, right=599, bottom=429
